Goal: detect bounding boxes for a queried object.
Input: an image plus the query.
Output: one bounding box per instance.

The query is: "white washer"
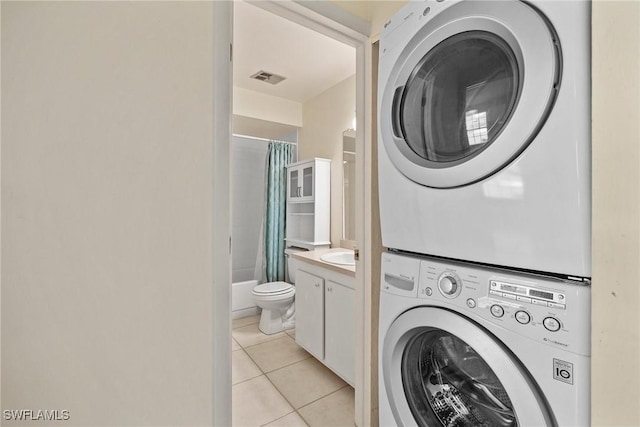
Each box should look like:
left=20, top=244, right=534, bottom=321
left=378, top=0, right=591, bottom=278
left=379, top=252, right=590, bottom=426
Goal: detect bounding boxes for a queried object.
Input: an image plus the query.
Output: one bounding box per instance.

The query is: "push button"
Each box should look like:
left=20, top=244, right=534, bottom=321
left=466, top=298, right=476, bottom=309
left=515, top=311, right=531, bottom=324
left=543, top=316, right=561, bottom=332
left=490, top=304, right=505, bottom=318
left=531, top=299, right=548, bottom=307
left=548, top=302, right=566, bottom=310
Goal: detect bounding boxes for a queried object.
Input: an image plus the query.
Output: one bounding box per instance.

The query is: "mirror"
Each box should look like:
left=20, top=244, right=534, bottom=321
left=342, top=129, right=356, bottom=242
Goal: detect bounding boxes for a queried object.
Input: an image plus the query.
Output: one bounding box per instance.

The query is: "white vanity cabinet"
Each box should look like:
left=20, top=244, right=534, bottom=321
left=324, top=280, right=355, bottom=384
left=285, top=158, right=331, bottom=251
left=294, top=259, right=355, bottom=386
left=294, top=269, right=324, bottom=360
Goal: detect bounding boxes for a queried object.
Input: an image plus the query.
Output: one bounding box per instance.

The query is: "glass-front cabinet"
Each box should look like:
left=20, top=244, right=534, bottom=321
left=289, top=169, right=299, bottom=199
left=285, top=158, right=331, bottom=251
left=287, top=162, right=315, bottom=202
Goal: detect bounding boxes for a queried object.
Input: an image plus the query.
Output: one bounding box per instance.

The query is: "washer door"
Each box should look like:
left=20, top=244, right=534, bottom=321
left=382, top=307, right=554, bottom=426
left=379, top=0, right=560, bottom=188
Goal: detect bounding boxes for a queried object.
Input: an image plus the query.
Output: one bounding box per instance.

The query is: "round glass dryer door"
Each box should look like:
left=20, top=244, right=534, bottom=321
left=379, top=0, right=560, bottom=188
left=399, top=31, right=519, bottom=165
left=381, top=308, right=553, bottom=426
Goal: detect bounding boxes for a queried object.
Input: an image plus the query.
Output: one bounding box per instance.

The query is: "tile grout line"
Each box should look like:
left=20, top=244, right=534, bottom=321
left=295, top=384, right=354, bottom=414
left=260, top=367, right=311, bottom=427
left=233, top=317, right=352, bottom=426
left=234, top=329, right=310, bottom=426
left=232, top=320, right=260, bottom=330
left=241, top=341, right=311, bottom=426
left=240, top=330, right=347, bottom=426
left=233, top=326, right=292, bottom=349
left=231, top=347, right=263, bottom=387
left=241, top=329, right=296, bottom=350
left=259, top=410, right=310, bottom=427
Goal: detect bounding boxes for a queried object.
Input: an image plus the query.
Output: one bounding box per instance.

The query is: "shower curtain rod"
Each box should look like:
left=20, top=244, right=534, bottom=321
left=233, top=133, right=297, bottom=146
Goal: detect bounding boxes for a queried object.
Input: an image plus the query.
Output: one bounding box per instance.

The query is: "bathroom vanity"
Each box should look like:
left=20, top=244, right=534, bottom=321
left=292, top=248, right=355, bottom=386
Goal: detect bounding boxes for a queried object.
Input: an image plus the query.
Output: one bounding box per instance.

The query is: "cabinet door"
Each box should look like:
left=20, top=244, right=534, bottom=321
left=300, top=163, right=314, bottom=200
left=295, top=270, right=324, bottom=359
left=324, top=280, right=355, bottom=385
left=288, top=167, right=300, bottom=200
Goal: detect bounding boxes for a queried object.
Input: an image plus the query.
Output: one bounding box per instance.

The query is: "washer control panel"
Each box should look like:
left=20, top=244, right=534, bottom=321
left=490, top=280, right=566, bottom=309
left=383, top=253, right=593, bottom=355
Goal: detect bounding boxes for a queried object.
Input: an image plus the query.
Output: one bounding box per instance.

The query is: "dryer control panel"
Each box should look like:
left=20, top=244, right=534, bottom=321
left=381, top=252, right=591, bottom=356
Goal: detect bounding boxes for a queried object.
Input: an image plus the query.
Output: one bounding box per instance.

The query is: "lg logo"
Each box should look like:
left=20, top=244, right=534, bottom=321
left=553, top=359, right=574, bottom=385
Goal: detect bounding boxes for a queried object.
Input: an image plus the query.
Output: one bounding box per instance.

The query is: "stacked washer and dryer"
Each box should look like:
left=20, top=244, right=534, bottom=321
left=377, top=1, right=591, bottom=426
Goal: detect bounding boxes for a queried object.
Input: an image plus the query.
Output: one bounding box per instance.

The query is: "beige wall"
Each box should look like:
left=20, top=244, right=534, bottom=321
left=233, top=86, right=303, bottom=128
left=299, top=74, right=356, bottom=247
left=1, top=2, right=214, bottom=425
left=330, top=1, right=407, bottom=40
left=591, top=1, right=640, bottom=425
left=368, top=1, right=407, bottom=40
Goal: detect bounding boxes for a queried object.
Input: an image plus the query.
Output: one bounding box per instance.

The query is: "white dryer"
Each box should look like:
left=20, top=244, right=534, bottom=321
left=377, top=0, right=591, bottom=278
left=378, top=252, right=590, bottom=426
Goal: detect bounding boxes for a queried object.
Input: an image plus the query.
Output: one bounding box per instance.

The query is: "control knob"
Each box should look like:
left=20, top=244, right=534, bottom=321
left=438, top=273, right=462, bottom=298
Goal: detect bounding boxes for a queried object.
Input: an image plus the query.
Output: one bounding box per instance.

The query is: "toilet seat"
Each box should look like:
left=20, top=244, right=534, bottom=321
left=252, top=281, right=294, bottom=297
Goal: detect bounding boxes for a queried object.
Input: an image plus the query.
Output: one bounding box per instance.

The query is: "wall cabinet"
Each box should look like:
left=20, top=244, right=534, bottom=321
left=287, top=162, right=314, bottom=202
left=285, top=158, right=331, bottom=251
left=294, top=260, right=355, bottom=386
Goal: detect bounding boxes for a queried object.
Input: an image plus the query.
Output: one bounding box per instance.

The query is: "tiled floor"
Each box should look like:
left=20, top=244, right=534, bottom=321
left=232, top=315, right=355, bottom=427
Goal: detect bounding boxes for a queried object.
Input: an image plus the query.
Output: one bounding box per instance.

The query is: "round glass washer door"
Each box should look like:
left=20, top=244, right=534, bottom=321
left=379, top=0, right=560, bottom=188
left=381, top=307, right=553, bottom=426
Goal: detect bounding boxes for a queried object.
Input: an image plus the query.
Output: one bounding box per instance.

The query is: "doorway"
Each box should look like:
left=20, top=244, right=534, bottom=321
left=221, top=1, right=371, bottom=426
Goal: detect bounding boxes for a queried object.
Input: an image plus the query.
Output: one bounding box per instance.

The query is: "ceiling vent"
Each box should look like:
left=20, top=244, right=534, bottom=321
left=250, top=70, right=287, bottom=85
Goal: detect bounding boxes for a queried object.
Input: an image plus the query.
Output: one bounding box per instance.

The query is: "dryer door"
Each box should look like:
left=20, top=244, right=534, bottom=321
left=382, top=307, right=554, bottom=426
left=379, top=0, right=560, bottom=188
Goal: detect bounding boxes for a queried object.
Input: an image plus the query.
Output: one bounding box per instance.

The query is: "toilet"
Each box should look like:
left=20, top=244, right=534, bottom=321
left=252, top=247, right=304, bottom=335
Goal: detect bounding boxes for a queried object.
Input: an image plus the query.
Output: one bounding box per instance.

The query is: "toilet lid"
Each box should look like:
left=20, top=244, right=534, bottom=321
left=253, top=281, right=294, bottom=296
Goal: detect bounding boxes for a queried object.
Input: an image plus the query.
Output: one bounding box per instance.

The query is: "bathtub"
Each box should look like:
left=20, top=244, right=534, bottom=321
left=232, top=279, right=261, bottom=319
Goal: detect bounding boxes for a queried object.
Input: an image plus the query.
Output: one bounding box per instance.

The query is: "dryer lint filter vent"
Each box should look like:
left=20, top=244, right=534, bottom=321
left=250, top=70, right=287, bottom=85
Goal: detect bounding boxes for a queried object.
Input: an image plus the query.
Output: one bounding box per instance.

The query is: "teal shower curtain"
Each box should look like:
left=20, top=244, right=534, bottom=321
left=263, top=142, right=293, bottom=282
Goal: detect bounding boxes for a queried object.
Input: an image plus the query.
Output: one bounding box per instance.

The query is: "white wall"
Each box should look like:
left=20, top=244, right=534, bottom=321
left=1, top=2, right=215, bottom=425
left=299, top=75, right=356, bottom=247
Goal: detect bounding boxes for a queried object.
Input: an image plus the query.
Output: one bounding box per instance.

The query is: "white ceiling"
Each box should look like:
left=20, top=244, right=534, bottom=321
left=233, top=1, right=356, bottom=104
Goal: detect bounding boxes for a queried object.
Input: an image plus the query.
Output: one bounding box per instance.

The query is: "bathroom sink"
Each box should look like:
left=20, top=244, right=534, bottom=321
left=320, top=251, right=356, bottom=266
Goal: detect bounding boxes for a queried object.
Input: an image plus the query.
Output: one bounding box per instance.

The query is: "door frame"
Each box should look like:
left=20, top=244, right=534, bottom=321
left=212, top=2, right=233, bottom=425
left=213, top=1, right=373, bottom=426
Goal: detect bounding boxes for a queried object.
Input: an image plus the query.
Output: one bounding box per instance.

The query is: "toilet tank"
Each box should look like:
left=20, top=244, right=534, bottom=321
left=284, top=247, right=307, bottom=283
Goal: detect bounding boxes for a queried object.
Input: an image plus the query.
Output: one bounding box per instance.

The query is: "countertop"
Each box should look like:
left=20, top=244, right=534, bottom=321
left=292, top=247, right=356, bottom=277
